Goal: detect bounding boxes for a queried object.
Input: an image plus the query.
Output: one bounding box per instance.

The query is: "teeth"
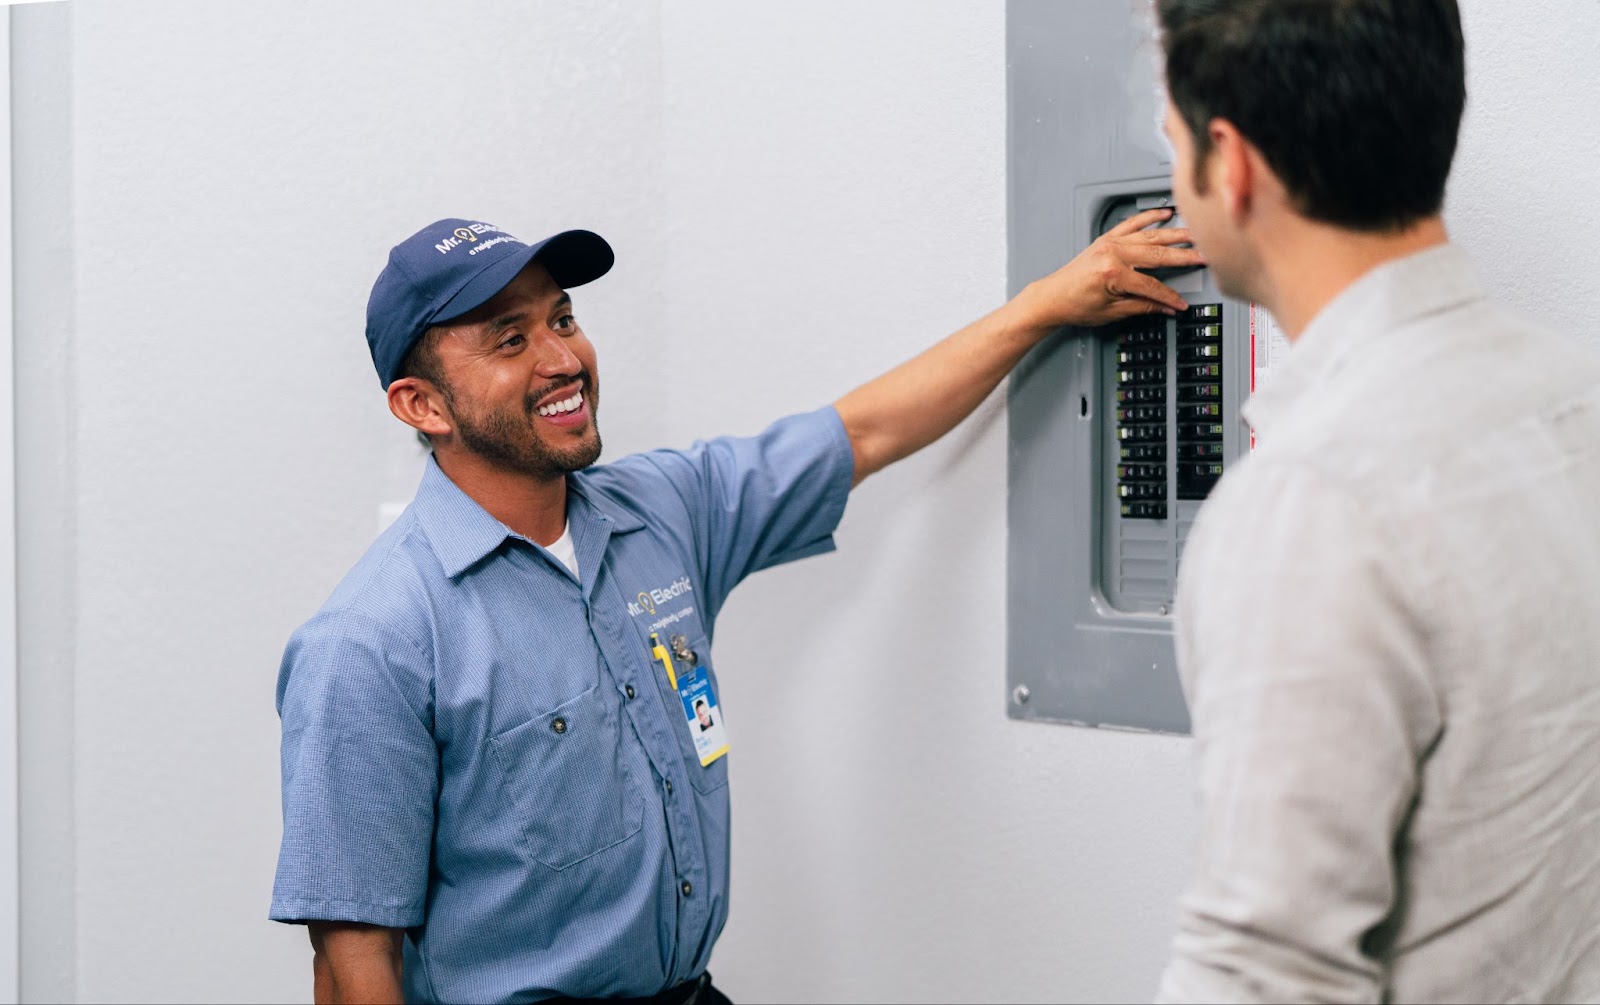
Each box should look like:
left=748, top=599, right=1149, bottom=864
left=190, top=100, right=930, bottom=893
left=537, top=391, right=584, bottom=417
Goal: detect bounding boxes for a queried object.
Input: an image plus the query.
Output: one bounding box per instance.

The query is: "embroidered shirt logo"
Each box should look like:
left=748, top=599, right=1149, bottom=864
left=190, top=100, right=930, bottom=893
left=628, top=577, right=692, bottom=618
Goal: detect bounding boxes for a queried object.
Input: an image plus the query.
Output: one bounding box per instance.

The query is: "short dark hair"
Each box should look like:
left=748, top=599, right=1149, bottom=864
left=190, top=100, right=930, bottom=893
left=1158, top=0, right=1466, bottom=231
left=399, top=327, right=450, bottom=396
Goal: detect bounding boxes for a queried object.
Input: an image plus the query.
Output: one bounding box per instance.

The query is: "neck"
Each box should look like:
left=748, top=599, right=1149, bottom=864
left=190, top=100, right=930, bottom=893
left=433, top=447, right=569, bottom=546
left=1252, top=215, right=1449, bottom=340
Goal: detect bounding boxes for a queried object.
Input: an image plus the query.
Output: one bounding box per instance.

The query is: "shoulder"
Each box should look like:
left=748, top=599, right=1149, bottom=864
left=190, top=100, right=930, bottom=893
left=1257, top=301, right=1600, bottom=501
left=314, top=513, right=439, bottom=640
left=280, top=514, right=442, bottom=710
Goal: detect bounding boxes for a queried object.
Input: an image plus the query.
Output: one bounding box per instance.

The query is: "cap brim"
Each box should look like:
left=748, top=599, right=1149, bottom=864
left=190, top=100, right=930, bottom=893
left=535, top=229, right=614, bottom=290
left=433, top=229, right=614, bottom=326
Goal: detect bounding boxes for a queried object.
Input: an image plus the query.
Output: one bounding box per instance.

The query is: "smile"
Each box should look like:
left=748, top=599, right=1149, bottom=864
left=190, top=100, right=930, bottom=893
left=536, top=390, right=585, bottom=418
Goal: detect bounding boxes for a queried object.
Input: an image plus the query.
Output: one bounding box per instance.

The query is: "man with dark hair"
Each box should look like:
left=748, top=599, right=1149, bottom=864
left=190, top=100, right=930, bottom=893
left=1153, top=1, right=1600, bottom=1001
left=270, top=215, right=1200, bottom=1004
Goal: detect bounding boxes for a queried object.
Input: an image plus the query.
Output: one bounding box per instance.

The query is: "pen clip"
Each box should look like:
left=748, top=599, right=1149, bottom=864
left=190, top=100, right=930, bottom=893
left=650, top=632, right=678, bottom=690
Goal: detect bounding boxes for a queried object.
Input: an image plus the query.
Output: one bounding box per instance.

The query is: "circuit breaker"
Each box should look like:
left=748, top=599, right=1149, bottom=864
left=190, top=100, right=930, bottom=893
left=1005, top=3, right=1257, bottom=733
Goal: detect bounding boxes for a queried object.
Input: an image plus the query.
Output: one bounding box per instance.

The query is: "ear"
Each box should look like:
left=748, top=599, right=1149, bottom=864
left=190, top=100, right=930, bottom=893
left=1207, top=118, right=1256, bottom=224
left=387, top=377, right=454, bottom=439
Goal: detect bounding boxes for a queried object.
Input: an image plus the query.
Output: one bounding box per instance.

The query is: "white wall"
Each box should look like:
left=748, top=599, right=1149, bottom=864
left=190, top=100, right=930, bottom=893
left=14, top=0, right=1600, bottom=1002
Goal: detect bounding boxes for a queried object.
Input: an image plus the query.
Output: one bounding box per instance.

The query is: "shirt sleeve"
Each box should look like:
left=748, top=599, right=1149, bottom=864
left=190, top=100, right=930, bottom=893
left=1156, top=462, right=1442, bottom=1004
left=638, top=405, right=854, bottom=620
left=270, top=610, right=438, bottom=929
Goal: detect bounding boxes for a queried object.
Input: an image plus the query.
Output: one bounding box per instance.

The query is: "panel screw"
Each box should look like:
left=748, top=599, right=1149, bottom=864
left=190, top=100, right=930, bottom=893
left=1158, top=604, right=1170, bottom=616
left=1012, top=685, right=1031, bottom=706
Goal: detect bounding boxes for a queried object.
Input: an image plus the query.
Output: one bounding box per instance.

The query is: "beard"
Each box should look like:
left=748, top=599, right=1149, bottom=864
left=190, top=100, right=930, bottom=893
left=449, top=376, right=603, bottom=479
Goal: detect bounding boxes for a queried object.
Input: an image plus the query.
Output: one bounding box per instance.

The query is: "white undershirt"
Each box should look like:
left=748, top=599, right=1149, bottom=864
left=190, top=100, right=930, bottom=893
left=546, top=523, right=579, bottom=580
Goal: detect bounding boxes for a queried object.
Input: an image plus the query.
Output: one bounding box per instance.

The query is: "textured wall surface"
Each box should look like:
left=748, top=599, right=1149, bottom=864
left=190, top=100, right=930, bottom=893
left=12, top=0, right=1600, bottom=1001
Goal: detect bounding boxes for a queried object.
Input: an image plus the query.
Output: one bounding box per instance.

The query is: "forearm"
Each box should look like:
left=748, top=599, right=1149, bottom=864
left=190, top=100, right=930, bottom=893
left=832, top=207, right=1199, bottom=485
left=835, top=297, right=1041, bottom=485
left=310, top=923, right=404, bottom=1004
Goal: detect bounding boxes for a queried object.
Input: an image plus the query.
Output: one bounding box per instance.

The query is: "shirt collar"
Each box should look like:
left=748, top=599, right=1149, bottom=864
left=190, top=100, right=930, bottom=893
left=1241, top=242, right=1486, bottom=434
left=410, top=456, right=646, bottom=579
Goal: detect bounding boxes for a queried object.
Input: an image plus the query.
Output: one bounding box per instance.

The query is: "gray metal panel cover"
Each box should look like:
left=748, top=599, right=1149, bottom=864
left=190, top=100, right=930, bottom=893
left=1006, top=1, right=1251, bottom=734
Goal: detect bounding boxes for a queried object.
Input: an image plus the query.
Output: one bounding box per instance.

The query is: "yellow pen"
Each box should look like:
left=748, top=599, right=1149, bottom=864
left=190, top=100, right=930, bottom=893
left=650, top=632, right=677, bottom=690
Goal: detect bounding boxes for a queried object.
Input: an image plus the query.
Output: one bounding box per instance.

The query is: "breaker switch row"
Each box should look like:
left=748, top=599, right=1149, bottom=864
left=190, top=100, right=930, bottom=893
left=1117, top=328, right=1165, bottom=347
left=1120, top=444, right=1166, bottom=462
left=1118, top=482, right=1164, bottom=500
left=1179, top=442, right=1224, bottom=460
left=1117, top=385, right=1166, bottom=404
left=1117, top=366, right=1165, bottom=386
left=1120, top=502, right=1168, bottom=520
left=1117, top=405, right=1166, bottom=424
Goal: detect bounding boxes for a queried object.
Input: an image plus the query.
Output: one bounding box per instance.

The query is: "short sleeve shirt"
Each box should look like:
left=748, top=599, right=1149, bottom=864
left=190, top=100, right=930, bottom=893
left=271, top=406, right=855, bottom=1004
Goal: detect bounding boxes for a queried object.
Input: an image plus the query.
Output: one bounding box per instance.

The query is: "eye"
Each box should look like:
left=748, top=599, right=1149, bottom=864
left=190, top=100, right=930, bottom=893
left=499, top=333, right=526, bottom=349
left=553, top=313, right=576, bottom=332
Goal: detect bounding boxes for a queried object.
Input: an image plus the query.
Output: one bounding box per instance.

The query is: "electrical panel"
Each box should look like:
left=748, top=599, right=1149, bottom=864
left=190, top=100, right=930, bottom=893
left=1006, top=5, right=1254, bottom=733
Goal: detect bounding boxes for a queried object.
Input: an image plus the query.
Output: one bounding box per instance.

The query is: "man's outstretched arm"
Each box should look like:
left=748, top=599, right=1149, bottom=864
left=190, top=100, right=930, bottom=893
left=835, top=208, right=1202, bottom=485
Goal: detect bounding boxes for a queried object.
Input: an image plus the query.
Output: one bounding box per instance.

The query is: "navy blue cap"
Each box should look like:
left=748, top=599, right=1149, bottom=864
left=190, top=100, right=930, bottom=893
left=365, top=218, right=614, bottom=387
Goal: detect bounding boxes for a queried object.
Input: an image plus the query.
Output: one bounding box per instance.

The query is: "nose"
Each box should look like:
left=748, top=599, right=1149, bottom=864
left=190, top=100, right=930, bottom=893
left=532, top=329, right=581, bottom=379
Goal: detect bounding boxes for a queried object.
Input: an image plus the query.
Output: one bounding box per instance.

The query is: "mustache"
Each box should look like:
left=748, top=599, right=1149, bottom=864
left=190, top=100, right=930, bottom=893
left=525, top=371, right=593, bottom=414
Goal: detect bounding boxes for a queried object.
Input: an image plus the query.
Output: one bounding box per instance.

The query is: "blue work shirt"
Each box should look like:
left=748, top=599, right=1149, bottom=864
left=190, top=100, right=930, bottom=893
left=271, top=407, right=854, bottom=1004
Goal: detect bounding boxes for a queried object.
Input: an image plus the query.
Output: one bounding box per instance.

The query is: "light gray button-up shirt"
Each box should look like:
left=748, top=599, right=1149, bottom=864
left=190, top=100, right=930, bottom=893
left=1157, top=244, right=1600, bottom=1004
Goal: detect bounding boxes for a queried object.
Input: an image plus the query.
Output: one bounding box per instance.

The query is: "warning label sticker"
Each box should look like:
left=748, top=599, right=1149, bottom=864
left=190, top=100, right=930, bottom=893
left=1248, top=303, right=1292, bottom=451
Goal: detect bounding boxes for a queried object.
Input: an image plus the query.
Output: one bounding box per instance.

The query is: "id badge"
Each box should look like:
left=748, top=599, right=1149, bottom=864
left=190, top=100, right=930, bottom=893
left=667, top=633, right=728, bottom=767
left=678, top=664, right=729, bottom=767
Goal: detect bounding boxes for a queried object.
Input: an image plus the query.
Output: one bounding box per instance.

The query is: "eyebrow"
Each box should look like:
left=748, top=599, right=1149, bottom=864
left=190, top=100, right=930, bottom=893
left=481, top=294, right=573, bottom=339
left=485, top=310, right=531, bottom=337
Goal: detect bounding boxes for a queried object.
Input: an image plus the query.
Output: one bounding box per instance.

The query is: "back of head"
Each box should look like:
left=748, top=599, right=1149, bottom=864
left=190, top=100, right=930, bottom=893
left=1159, top=0, right=1466, bottom=232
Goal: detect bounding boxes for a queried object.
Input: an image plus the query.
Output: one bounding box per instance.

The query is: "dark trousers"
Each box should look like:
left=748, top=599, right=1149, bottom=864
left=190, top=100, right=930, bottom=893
left=545, top=972, right=732, bottom=1005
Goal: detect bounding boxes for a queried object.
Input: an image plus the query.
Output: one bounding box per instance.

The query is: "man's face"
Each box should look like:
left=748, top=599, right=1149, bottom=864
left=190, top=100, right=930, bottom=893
left=430, top=261, right=602, bottom=478
left=696, top=704, right=711, bottom=727
left=1164, top=101, right=1254, bottom=302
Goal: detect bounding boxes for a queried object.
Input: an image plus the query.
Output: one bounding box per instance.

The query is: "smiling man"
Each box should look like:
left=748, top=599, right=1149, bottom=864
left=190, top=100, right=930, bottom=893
left=271, top=215, right=1200, bottom=1004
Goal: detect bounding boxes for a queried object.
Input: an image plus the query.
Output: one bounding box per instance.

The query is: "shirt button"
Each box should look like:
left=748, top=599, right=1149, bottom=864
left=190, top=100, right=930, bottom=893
left=680, top=880, right=692, bottom=897
left=665, top=779, right=673, bottom=796
left=625, top=684, right=636, bottom=700
left=551, top=717, right=568, bottom=735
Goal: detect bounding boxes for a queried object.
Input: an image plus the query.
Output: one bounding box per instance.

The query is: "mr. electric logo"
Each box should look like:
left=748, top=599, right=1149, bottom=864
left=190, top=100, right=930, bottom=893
left=628, top=577, right=693, bottom=618
left=434, top=222, right=514, bottom=255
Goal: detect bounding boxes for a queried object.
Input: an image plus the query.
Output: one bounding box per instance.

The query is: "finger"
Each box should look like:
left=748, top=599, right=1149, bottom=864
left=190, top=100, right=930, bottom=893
left=1111, top=267, right=1189, bottom=312
left=1104, top=207, right=1175, bottom=238
left=1107, top=296, right=1178, bottom=321
left=1133, top=226, right=1197, bottom=246
left=1117, top=243, right=1208, bottom=270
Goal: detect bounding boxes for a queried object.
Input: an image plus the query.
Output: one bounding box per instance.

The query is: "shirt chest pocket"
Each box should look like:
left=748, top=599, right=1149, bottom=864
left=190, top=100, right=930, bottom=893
left=488, top=685, right=645, bottom=871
